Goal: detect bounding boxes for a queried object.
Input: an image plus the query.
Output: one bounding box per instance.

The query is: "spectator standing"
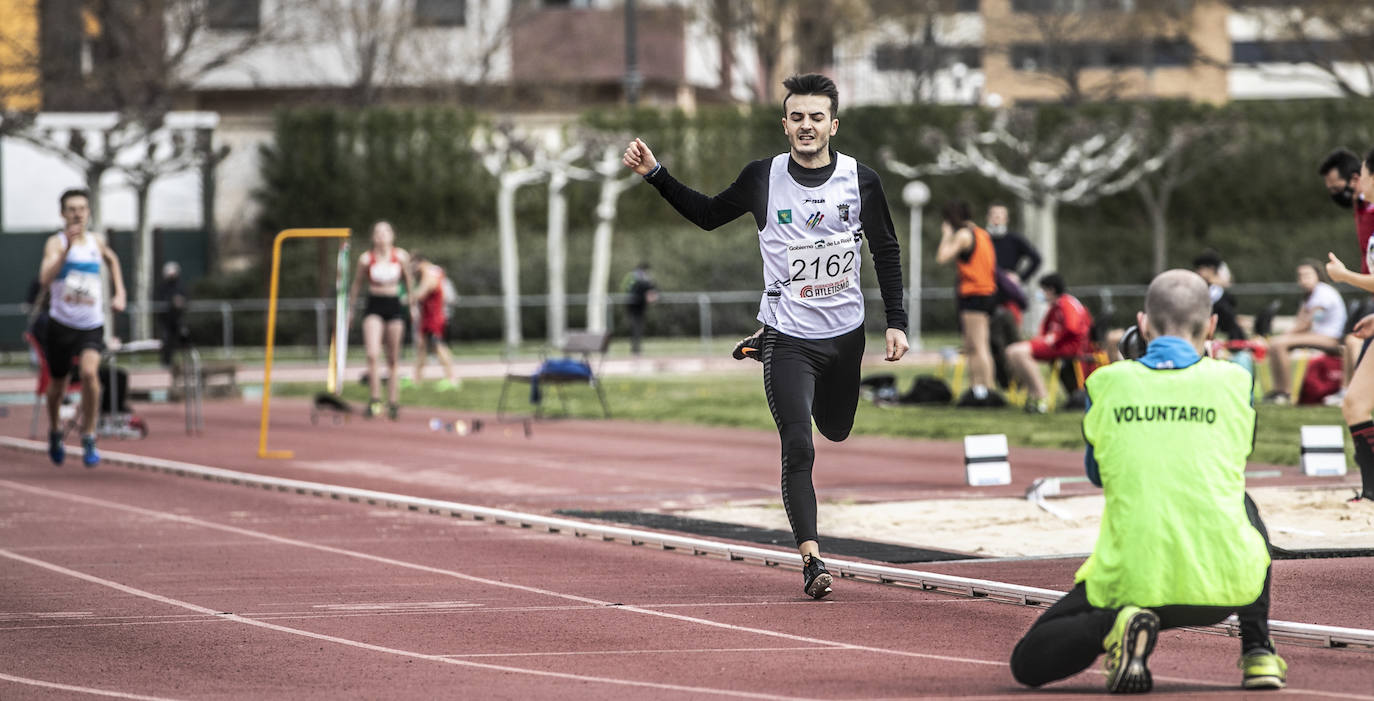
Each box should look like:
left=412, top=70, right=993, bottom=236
left=410, top=254, right=459, bottom=390
left=937, top=200, right=999, bottom=406
left=156, top=261, right=188, bottom=367
left=623, top=261, right=658, bottom=356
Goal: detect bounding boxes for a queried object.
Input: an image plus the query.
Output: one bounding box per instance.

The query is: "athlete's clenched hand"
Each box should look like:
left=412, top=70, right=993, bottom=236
left=1354, top=313, right=1374, bottom=339
left=623, top=138, right=658, bottom=176
left=884, top=328, right=909, bottom=362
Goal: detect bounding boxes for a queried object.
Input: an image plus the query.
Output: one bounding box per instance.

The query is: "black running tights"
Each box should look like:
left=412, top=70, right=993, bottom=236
left=1009, top=494, right=1274, bottom=687
left=761, top=324, right=866, bottom=547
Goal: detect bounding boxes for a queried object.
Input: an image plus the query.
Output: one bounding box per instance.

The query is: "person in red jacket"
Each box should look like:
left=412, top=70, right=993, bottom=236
left=1006, top=273, right=1093, bottom=413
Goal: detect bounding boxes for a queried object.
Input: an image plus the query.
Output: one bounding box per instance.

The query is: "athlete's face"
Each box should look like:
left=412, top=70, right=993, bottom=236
left=60, top=195, right=89, bottom=233
left=1296, top=265, right=1319, bottom=292
left=372, top=222, right=394, bottom=248
left=1360, top=163, right=1374, bottom=202
left=782, top=94, right=838, bottom=161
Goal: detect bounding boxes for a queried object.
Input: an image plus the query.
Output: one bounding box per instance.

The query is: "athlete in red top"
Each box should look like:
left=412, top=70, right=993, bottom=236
left=410, top=254, right=459, bottom=390
left=1005, top=273, right=1093, bottom=413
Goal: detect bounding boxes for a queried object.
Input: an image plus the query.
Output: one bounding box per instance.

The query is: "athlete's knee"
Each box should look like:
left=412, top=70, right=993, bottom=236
left=1008, top=640, right=1047, bottom=687
left=816, top=419, right=853, bottom=443
left=778, top=425, right=815, bottom=471
left=78, top=366, right=99, bottom=386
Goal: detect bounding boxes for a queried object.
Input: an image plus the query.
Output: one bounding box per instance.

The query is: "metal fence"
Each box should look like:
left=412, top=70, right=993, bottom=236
left=0, top=281, right=1317, bottom=359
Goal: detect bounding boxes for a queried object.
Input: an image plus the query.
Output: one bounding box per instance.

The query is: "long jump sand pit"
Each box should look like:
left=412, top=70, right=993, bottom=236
left=681, top=484, right=1374, bottom=558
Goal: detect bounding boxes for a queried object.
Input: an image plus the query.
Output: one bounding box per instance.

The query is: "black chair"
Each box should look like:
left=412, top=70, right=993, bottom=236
left=497, top=330, right=611, bottom=420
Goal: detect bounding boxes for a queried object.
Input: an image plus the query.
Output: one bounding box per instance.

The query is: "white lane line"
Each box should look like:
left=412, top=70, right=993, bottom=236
left=440, top=646, right=835, bottom=659
left=9, top=480, right=1370, bottom=700
left=0, top=672, right=182, bottom=700
left=0, top=479, right=1005, bottom=668
left=0, top=548, right=809, bottom=701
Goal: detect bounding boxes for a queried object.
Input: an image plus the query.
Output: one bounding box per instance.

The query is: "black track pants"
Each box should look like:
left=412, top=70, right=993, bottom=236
left=1009, top=494, right=1274, bottom=687
left=761, top=324, right=866, bottom=546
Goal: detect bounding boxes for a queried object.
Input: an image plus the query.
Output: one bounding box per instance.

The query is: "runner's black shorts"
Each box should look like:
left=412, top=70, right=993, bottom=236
left=957, top=294, right=997, bottom=315
left=45, top=318, right=104, bottom=379
left=364, top=295, right=405, bottom=322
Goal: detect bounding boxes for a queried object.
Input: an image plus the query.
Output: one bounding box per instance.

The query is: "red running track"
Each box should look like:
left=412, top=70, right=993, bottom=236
left=0, top=400, right=1371, bottom=698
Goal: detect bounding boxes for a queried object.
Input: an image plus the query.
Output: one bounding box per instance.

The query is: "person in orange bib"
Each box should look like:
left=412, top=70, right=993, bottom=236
left=937, top=200, right=999, bottom=406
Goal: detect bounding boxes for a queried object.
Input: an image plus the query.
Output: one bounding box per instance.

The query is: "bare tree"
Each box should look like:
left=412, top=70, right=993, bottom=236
left=1228, top=0, right=1374, bottom=97
left=1132, top=118, right=1242, bottom=274
left=883, top=107, right=1176, bottom=281
left=865, top=0, right=975, bottom=104
left=0, top=0, right=289, bottom=339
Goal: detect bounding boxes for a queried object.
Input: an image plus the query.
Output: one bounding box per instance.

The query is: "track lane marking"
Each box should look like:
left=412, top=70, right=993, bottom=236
left=0, top=479, right=1007, bottom=668
left=6, top=479, right=1372, bottom=699
left=0, top=672, right=182, bottom=700
left=439, top=646, right=836, bottom=659
left=0, top=548, right=813, bottom=701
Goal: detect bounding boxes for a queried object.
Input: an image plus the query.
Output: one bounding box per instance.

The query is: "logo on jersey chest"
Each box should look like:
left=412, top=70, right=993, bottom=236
left=777, top=209, right=792, bottom=224
left=837, top=203, right=850, bottom=222
left=805, top=212, right=825, bottom=229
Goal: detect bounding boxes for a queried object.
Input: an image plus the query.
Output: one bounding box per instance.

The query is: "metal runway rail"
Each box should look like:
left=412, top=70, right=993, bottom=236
left=3, top=436, right=1371, bottom=651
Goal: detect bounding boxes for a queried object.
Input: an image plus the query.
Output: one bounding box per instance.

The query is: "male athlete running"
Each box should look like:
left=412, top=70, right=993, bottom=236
left=623, top=73, right=909, bottom=599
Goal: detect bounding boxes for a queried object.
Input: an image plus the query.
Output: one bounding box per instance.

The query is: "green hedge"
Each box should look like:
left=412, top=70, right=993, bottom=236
left=242, top=98, right=1374, bottom=340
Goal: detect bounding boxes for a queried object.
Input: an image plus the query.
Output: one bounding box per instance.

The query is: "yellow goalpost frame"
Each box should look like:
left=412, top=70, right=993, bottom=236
left=258, top=228, right=351, bottom=459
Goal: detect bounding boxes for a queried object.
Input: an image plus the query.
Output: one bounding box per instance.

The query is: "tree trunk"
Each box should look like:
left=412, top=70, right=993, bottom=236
left=547, top=171, right=569, bottom=347
left=497, top=177, right=522, bottom=350
left=586, top=184, right=619, bottom=335
left=133, top=182, right=154, bottom=341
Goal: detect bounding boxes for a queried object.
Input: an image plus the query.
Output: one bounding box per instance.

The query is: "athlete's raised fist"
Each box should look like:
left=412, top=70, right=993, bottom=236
left=623, top=138, right=658, bottom=176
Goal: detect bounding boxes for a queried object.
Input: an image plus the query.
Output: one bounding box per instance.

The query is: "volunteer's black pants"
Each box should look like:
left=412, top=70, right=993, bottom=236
left=761, top=324, right=866, bottom=546
left=1010, top=494, right=1274, bottom=687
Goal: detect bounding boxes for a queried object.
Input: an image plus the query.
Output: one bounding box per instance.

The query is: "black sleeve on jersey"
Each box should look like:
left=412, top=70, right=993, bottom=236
left=857, top=164, right=907, bottom=332
left=644, top=159, right=770, bottom=231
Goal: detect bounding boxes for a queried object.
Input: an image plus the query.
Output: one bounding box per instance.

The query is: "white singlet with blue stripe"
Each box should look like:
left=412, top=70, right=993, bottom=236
left=758, top=152, right=865, bottom=339
left=49, top=232, right=105, bottom=330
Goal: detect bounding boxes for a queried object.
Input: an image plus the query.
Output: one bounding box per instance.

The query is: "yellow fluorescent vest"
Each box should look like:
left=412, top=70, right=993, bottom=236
left=1077, top=357, right=1270, bottom=609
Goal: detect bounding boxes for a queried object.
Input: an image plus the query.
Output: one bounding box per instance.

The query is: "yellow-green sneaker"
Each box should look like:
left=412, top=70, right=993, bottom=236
left=436, top=378, right=461, bottom=392
left=1102, top=605, right=1160, bottom=693
left=1239, top=650, right=1287, bottom=690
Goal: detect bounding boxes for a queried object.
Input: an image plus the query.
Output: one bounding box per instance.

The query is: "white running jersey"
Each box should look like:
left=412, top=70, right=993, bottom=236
left=757, top=152, right=865, bottom=338
left=49, top=232, right=105, bottom=330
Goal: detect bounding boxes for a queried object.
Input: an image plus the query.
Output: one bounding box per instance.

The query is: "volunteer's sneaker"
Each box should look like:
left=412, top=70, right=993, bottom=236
left=1239, top=649, right=1287, bottom=690
left=81, top=434, right=99, bottom=468
left=48, top=430, right=65, bottom=466
left=732, top=329, right=765, bottom=362
left=364, top=399, right=383, bottom=419
left=1102, top=605, right=1159, bottom=693
left=802, top=555, right=833, bottom=600
left=387, top=403, right=400, bottom=421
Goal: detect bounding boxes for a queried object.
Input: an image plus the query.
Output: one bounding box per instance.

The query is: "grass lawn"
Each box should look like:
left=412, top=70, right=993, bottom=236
left=280, top=362, right=1349, bottom=468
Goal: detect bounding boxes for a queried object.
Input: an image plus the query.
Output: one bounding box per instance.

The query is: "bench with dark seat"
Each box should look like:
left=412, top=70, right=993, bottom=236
left=497, top=330, right=611, bottom=420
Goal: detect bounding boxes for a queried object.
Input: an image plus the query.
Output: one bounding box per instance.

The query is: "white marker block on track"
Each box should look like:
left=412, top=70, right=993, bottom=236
left=964, top=433, right=1012, bottom=486
left=1300, top=425, right=1348, bottom=477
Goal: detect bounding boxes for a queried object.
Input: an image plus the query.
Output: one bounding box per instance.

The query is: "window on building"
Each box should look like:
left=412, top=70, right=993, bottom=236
left=955, top=0, right=980, bottom=11
left=1011, top=0, right=1187, bottom=13
left=206, top=0, right=260, bottom=31
left=875, top=44, right=982, bottom=71
left=415, top=0, right=466, bottom=27
left=1232, top=39, right=1339, bottom=64
left=1010, top=39, right=1192, bottom=70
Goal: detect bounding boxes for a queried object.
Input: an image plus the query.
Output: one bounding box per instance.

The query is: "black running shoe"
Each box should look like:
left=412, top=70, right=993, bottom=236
left=387, top=403, right=400, bottom=421
left=802, top=555, right=833, bottom=599
left=732, top=329, right=765, bottom=362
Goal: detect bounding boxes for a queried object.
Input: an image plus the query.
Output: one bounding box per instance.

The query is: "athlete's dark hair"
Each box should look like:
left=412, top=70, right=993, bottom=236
left=1319, top=148, right=1361, bottom=178
left=1297, top=257, right=1327, bottom=283
left=1363, top=148, right=1374, bottom=177
left=1039, top=272, right=1066, bottom=296
left=782, top=73, right=839, bottom=119
left=59, top=188, right=90, bottom=209
left=1191, top=249, right=1223, bottom=271
left=941, top=200, right=973, bottom=227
